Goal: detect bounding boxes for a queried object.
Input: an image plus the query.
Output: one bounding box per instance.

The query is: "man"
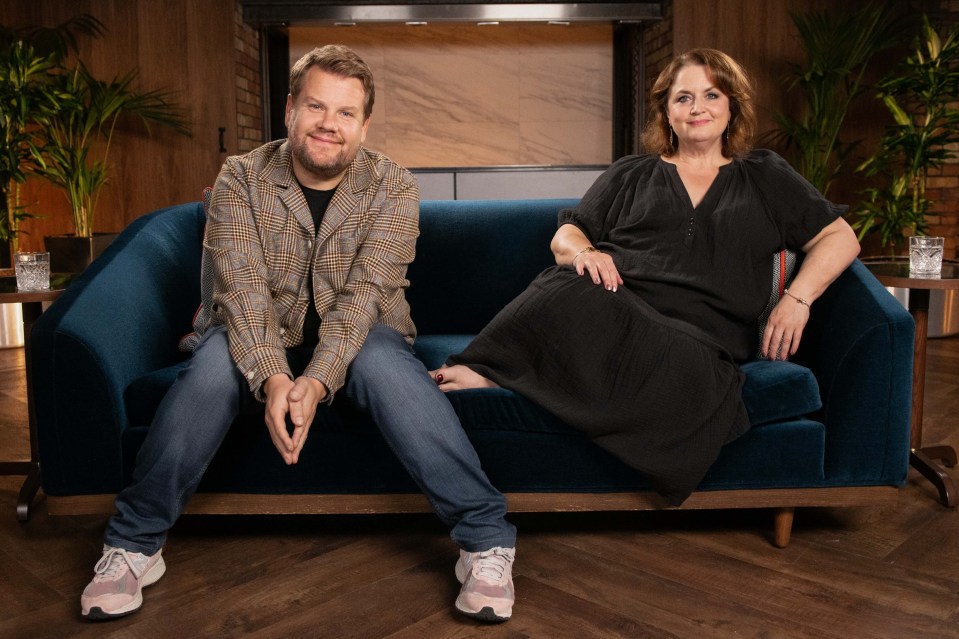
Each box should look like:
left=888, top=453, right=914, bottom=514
left=81, top=44, right=517, bottom=624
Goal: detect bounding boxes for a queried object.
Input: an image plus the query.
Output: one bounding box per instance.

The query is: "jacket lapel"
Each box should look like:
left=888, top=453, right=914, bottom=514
left=265, top=142, right=314, bottom=234
left=316, top=147, right=378, bottom=248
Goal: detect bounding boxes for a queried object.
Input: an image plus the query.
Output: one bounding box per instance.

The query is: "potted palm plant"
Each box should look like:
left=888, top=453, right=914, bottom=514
left=0, top=14, right=103, bottom=266
left=855, top=15, right=959, bottom=338
left=0, top=15, right=103, bottom=347
left=764, top=1, right=902, bottom=197
left=0, top=40, right=50, bottom=267
left=34, top=61, right=190, bottom=272
left=853, top=16, right=959, bottom=251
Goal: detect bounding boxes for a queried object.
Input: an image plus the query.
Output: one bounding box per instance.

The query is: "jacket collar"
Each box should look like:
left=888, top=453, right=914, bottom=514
left=265, top=142, right=381, bottom=240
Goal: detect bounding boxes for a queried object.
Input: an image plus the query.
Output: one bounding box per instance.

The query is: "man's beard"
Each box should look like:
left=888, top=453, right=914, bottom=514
left=291, top=136, right=355, bottom=181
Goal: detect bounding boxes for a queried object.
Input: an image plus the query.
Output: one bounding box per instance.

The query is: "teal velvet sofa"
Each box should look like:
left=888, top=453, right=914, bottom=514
left=30, top=199, right=914, bottom=547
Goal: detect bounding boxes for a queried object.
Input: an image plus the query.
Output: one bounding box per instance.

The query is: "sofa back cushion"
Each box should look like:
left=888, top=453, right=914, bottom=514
left=407, top=199, right=578, bottom=335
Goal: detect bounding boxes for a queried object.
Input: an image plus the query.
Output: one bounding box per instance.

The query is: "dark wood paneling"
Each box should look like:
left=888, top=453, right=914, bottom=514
left=671, top=0, right=912, bottom=206
left=673, top=0, right=824, bottom=131
left=6, top=0, right=236, bottom=251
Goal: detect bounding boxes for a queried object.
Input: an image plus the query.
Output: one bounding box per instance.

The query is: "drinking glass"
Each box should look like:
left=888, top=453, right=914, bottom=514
left=14, top=252, right=51, bottom=291
left=909, top=236, right=944, bottom=277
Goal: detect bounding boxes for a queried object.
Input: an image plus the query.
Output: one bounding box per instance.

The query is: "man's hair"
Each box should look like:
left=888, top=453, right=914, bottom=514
left=289, top=44, right=375, bottom=120
left=640, top=48, right=756, bottom=158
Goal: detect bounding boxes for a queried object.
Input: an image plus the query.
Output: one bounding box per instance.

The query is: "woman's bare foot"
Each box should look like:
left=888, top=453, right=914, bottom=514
left=429, top=364, right=499, bottom=392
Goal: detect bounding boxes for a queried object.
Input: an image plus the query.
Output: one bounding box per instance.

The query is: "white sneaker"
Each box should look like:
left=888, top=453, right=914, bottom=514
left=454, top=546, right=515, bottom=622
left=80, top=545, right=166, bottom=620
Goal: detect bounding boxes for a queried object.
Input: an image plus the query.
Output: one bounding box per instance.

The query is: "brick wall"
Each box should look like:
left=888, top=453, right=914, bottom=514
left=921, top=0, right=959, bottom=259
left=234, top=2, right=263, bottom=153
left=926, top=166, right=959, bottom=260
left=642, top=0, right=673, bottom=100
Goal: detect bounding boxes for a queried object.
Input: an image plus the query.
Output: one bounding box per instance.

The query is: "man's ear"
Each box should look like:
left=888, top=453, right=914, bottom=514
left=360, top=113, right=371, bottom=143
left=284, top=94, right=294, bottom=128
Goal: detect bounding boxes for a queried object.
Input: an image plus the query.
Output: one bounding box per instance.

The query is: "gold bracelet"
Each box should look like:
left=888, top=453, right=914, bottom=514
left=783, top=288, right=810, bottom=307
left=573, top=246, right=597, bottom=263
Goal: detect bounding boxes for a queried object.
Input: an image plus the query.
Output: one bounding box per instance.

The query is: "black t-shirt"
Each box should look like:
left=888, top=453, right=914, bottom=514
left=299, top=182, right=336, bottom=348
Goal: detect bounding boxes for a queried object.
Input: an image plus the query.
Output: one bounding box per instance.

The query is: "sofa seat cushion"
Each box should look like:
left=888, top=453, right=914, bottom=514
left=126, top=336, right=823, bottom=435
left=122, top=339, right=828, bottom=494
left=414, top=336, right=822, bottom=427
left=125, top=360, right=190, bottom=427
left=121, top=380, right=826, bottom=495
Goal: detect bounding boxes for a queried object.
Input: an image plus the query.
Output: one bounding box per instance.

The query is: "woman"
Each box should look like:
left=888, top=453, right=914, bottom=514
left=431, top=49, right=860, bottom=505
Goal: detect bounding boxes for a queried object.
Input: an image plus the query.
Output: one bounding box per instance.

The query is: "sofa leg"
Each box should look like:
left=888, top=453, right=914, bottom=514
left=773, top=507, right=795, bottom=548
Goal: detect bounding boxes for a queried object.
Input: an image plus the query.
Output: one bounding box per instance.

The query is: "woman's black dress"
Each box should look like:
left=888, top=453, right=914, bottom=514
left=448, top=150, right=844, bottom=505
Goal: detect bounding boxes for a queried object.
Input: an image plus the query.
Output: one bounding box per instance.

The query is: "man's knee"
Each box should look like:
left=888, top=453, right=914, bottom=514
left=178, top=326, right=247, bottom=401
left=347, top=325, right=424, bottom=399
left=352, top=325, right=414, bottom=373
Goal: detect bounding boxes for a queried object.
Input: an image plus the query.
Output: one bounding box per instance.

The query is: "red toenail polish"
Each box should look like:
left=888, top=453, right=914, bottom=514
left=436, top=373, right=444, bottom=383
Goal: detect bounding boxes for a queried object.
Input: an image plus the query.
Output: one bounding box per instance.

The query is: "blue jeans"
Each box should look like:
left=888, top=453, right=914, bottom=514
left=105, top=324, right=515, bottom=555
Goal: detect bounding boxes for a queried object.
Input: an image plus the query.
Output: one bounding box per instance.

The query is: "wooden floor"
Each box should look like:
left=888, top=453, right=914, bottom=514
left=0, top=338, right=957, bottom=638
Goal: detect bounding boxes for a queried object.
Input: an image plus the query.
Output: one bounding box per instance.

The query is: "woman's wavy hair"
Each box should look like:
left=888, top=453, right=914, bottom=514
left=640, top=48, right=756, bottom=158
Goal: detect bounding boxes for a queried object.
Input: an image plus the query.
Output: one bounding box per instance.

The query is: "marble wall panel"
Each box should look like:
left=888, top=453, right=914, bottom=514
left=362, top=119, right=388, bottom=154
left=290, top=24, right=612, bottom=168
left=386, top=51, right=520, bottom=126
left=519, top=51, right=611, bottom=123
left=519, top=120, right=611, bottom=166
left=386, top=121, right=520, bottom=167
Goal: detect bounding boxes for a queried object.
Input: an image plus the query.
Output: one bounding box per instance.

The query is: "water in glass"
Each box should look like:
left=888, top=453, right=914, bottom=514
left=909, top=236, right=944, bottom=276
left=14, top=252, right=51, bottom=291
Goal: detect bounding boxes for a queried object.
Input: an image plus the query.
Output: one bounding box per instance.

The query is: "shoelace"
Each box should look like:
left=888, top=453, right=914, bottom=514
left=471, top=548, right=515, bottom=583
left=93, top=548, right=142, bottom=582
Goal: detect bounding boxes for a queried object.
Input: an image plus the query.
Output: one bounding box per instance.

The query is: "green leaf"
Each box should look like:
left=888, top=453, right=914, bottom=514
left=769, top=0, right=903, bottom=196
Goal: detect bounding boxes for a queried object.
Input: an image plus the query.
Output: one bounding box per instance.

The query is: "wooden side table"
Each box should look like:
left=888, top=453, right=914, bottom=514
left=863, top=257, right=958, bottom=507
left=0, top=272, right=73, bottom=521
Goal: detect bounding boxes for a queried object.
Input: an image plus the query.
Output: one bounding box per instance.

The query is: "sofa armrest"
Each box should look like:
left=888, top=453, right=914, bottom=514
left=795, top=259, right=914, bottom=483
left=31, top=203, right=205, bottom=494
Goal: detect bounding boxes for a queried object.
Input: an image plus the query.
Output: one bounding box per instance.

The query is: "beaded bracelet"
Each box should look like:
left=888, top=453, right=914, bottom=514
left=783, top=288, right=810, bottom=307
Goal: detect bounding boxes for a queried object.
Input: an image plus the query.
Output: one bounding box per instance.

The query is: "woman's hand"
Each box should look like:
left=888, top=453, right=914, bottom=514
left=551, top=223, right=624, bottom=292
left=761, top=296, right=810, bottom=360
left=761, top=217, right=860, bottom=360
left=573, top=248, right=624, bottom=292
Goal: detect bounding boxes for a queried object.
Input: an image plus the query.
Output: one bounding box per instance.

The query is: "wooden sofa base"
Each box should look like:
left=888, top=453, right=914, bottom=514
left=46, top=486, right=899, bottom=549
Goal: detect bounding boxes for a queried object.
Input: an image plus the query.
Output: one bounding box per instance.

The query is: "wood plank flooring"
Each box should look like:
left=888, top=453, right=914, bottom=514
left=0, top=338, right=957, bottom=638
